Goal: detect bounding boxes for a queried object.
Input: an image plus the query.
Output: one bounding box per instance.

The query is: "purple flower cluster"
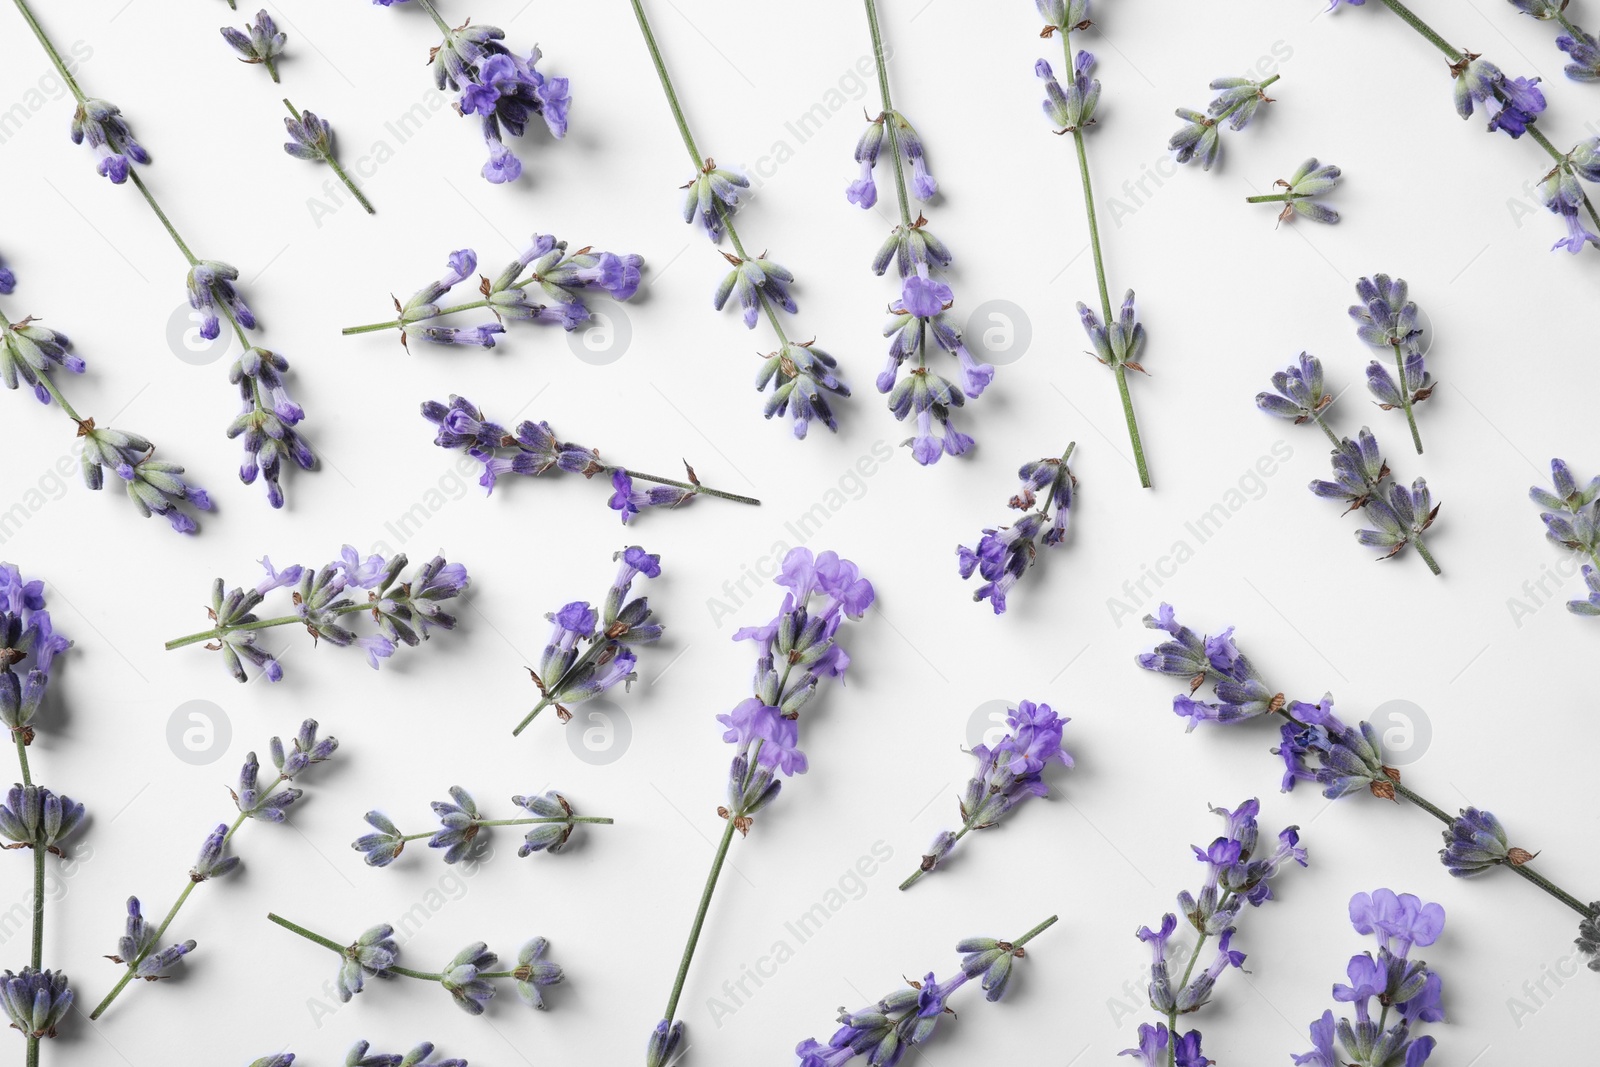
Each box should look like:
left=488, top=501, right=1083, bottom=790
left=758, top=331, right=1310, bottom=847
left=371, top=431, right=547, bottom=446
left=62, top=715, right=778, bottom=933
left=1293, top=890, right=1444, bottom=1067
left=339, top=1041, right=467, bottom=1067
left=1169, top=72, right=1277, bottom=170
left=220, top=9, right=285, bottom=82
left=356, top=788, right=606, bottom=868
left=716, top=548, right=874, bottom=817
left=1257, top=352, right=1442, bottom=573
left=1528, top=458, right=1600, bottom=616
left=1352, top=274, right=1432, bottom=451
left=1126, top=799, right=1306, bottom=1065
left=386, top=238, right=642, bottom=351
left=2, top=266, right=211, bottom=531
left=413, top=15, right=569, bottom=184
left=957, top=447, right=1076, bottom=613
left=230, top=343, right=314, bottom=509
left=182, top=549, right=469, bottom=683
left=518, top=547, right=661, bottom=733
left=847, top=109, right=937, bottom=210
left=1453, top=56, right=1546, bottom=138
left=906, top=701, right=1071, bottom=888
left=0, top=563, right=72, bottom=741
left=69, top=98, right=149, bottom=184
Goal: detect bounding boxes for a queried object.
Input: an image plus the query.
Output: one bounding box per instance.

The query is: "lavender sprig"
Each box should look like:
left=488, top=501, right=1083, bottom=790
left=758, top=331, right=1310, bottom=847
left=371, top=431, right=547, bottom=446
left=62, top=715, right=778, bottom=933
left=374, top=0, right=568, bottom=183
left=267, top=915, right=564, bottom=1015
left=1134, top=604, right=1600, bottom=959
left=1256, top=352, right=1442, bottom=574
left=1349, top=275, right=1431, bottom=454
left=516, top=546, right=662, bottom=734
left=647, top=547, right=874, bottom=1062
left=0, top=564, right=80, bottom=1067
left=1502, top=0, right=1600, bottom=82
left=10, top=0, right=319, bottom=507
left=857, top=0, right=992, bottom=464
left=422, top=396, right=760, bottom=520
left=1, top=261, right=212, bottom=533
left=260, top=1041, right=467, bottom=1067
left=220, top=9, right=285, bottom=83
left=956, top=444, right=1076, bottom=613
left=1032, top=4, right=1151, bottom=487
left=1244, top=157, right=1342, bottom=224
left=354, top=787, right=613, bottom=868
left=1122, top=798, right=1307, bottom=1067
left=164, top=550, right=469, bottom=683
left=1528, top=458, right=1600, bottom=617
left=900, top=702, right=1071, bottom=890
left=1169, top=73, right=1280, bottom=170
left=627, top=0, right=850, bottom=439
left=792, top=917, right=1057, bottom=1066
left=1328, top=0, right=1600, bottom=253
left=1293, top=889, right=1445, bottom=1067
left=342, top=239, right=641, bottom=348
left=283, top=100, right=374, bottom=215
left=87, top=719, right=336, bottom=1021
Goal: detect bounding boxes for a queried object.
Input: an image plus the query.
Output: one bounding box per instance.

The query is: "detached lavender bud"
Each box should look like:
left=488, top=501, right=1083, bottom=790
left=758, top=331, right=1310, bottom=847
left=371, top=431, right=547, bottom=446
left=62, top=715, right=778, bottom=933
left=0, top=968, right=73, bottom=1040
left=221, top=10, right=286, bottom=82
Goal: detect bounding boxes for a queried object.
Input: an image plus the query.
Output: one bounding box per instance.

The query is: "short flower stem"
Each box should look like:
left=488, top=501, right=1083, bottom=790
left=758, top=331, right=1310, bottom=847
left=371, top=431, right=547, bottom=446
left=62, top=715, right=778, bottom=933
left=1062, top=29, right=1150, bottom=489
left=13, top=732, right=43, bottom=1067
left=1411, top=535, right=1441, bottom=576
left=863, top=0, right=914, bottom=230
left=90, top=810, right=250, bottom=1019
left=661, top=817, right=739, bottom=1028
left=1243, top=192, right=1308, bottom=204
left=414, top=0, right=454, bottom=37
left=1389, top=342, right=1424, bottom=454
left=1010, top=913, right=1059, bottom=948
left=899, top=821, right=971, bottom=891
left=393, top=816, right=615, bottom=844
left=284, top=99, right=374, bottom=215
left=1163, top=890, right=1232, bottom=1067
left=610, top=466, right=761, bottom=505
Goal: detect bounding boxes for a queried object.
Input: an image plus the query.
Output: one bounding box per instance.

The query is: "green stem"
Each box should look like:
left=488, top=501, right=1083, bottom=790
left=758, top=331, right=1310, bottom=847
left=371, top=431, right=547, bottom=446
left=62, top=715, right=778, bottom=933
left=610, top=466, right=761, bottom=505
left=899, top=821, right=970, bottom=891
left=10, top=0, right=88, bottom=102
left=285, top=99, right=374, bottom=215
left=1010, top=913, right=1059, bottom=948
left=863, top=0, right=914, bottom=228
left=265, top=56, right=280, bottom=84
left=268, top=910, right=461, bottom=979
left=1373, top=0, right=1464, bottom=60
left=661, top=817, right=738, bottom=1026
left=414, top=0, right=455, bottom=37
left=1062, top=30, right=1150, bottom=489
left=32, top=373, right=83, bottom=424
left=127, top=171, right=199, bottom=266
left=1244, top=192, right=1306, bottom=204
left=1164, top=892, right=1232, bottom=1067
left=13, top=723, right=43, bottom=1067
left=1389, top=342, right=1424, bottom=454
left=164, top=601, right=371, bottom=651
left=477, top=816, right=614, bottom=827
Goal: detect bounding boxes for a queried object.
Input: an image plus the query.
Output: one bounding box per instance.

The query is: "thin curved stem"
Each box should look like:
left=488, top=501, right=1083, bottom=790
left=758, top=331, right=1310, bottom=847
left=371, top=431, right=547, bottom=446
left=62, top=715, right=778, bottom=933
left=1373, top=0, right=1463, bottom=60
left=864, top=0, right=914, bottom=229
left=285, top=99, right=374, bottom=215
left=662, top=817, right=738, bottom=1025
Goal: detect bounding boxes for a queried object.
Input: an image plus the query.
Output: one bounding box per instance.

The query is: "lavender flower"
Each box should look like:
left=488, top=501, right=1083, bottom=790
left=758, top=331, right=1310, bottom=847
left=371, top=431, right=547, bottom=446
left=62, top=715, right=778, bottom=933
left=649, top=547, right=873, bottom=1057
left=846, top=110, right=938, bottom=209
left=0, top=784, right=86, bottom=853
left=1037, top=51, right=1100, bottom=132
left=1257, top=352, right=1442, bottom=573
left=1130, top=799, right=1305, bottom=1060
left=283, top=100, right=375, bottom=214
left=0, top=969, right=73, bottom=1040
left=345, top=236, right=642, bottom=349
left=2, top=271, right=212, bottom=531
left=902, top=701, right=1071, bottom=889
left=512, top=938, right=563, bottom=1009
left=1350, top=274, right=1429, bottom=453
left=347, top=786, right=611, bottom=866
left=338, top=924, right=399, bottom=1001
left=1293, top=890, right=1444, bottom=1067
left=221, top=10, right=286, bottom=82
left=794, top=918, right=1056, bottom=1066
left=516, top=547, right=661, bottom=733
left=956, top=445, right=1076, bottom=613
left=167, top=550, right=469, bottom=683
left=111, top=898, right=196, bottom=982
left=1559, top=29, right=1600, bottom=80
left=1246, top=157, right=1341, bottom=223
left=70, top=98, right=149, bottom=184
left=230, top=344, right=315, bottom=509
left=345, top=1041, right=467, bottom=1067
left=1530, top=457, right=1600, bottom=617
left=395, top=10, right=570, bottom=184
left=1169, top=73, right=1279, bottom=170
left=422, top=395, right=759, bottom=518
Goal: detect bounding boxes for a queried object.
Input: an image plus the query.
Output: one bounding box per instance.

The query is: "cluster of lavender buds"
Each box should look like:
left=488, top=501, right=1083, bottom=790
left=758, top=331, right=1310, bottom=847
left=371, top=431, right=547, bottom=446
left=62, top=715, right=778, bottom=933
left=1293, top=889, right=1445, bottom=1067
left=1257, top=353, right=1442, bottom=574
left=0, top=568, right=81, bottom=1062
left=283, top=100, right=375, bottom=215
left=646, top=547, right=873, bottom=1063
left=1503, top=0, right=1600, bottom=81
left=517, top=547, right=661, bottom=734
left=956, top=445, right=1076, bottom=613
left=628, top=0, right=849, bottom=439
left=1135, top=604, right=1600, bottom=952
left=1, top=261, right=212, bottom=532
left=251, top=1042, right=467, bottom=1067
left=1123, top=799, right=1307, bottom=1065
left=373, top=1, right=568, bottom=183
left=165, top=549, right=469, bottom=683
left=1169, top=73, right=1280, bottom=170
left=853, top=3, right=993, bottom=463
left=354, top=787, right=613, bottom=868
left=792, top=917, right=1056, bottom=1067
left=422, top=396, right=760, bottom=521
left=901, top=701, right=1071, bottom=890
left=89, top=719, right=338, bottom=1019
left=10, top=3, right=320, bottom=506
left=1328, top=0, right=1600, bottom=255
left=268, top=914, right=564, bottom=1016
left=1245, top=158, right=1342, bottom=223
left=1529, top=458, right=1600, bottom=616
left=1350, top=275, right=1431, bottom=454
left=343, top=238, right=641, bottom=349
left=220, top=10, right=285, bottom=82
left=1031, top=4, right=1152, bottom=485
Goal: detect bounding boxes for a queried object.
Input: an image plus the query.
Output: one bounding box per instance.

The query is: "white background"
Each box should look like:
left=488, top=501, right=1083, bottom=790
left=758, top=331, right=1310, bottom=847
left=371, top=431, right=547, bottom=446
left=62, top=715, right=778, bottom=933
left=0, top=0, right=1595, bottom=1063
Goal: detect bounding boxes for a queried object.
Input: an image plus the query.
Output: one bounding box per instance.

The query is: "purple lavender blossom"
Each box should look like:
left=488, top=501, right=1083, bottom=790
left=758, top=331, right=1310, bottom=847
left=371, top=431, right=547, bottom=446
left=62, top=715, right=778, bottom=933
left=957, top=446, right=1076, bottom=613
left=220, top=10, right=286, bottom=82
left=1529, top=457, right=1600, bottom=618
left=69, top=98, right=149, bottom=184
left=845, top=110, right=937, bottom=209
left=1169, top=72, right=1276, bottom=170
left=0, top=563, right=71, bottom=741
